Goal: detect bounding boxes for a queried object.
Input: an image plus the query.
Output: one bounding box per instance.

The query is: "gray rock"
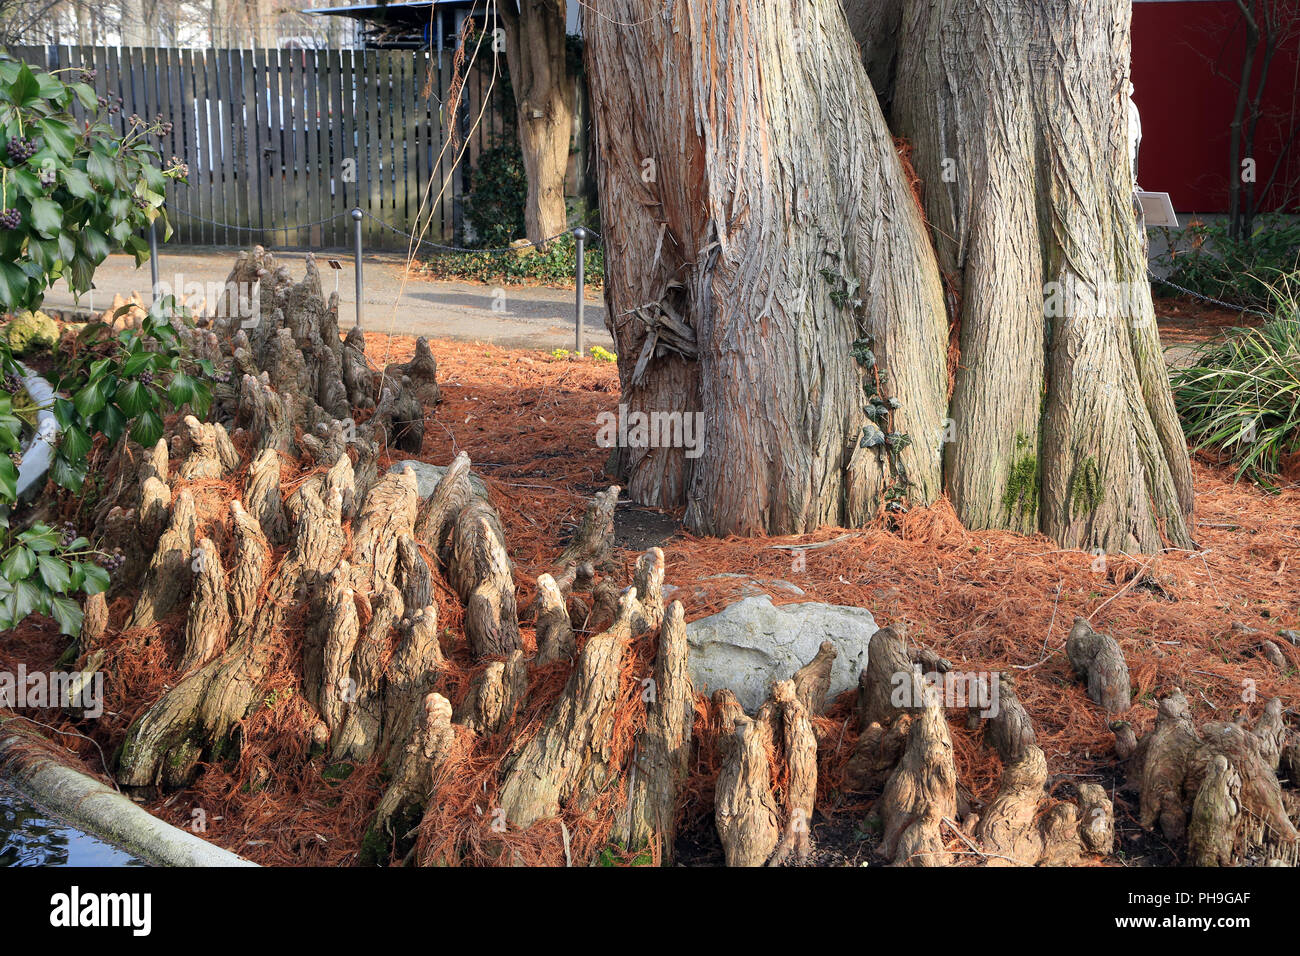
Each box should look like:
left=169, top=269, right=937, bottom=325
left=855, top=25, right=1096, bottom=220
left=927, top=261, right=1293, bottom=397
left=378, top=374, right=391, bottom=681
left=389, top=460, right=490, bottom=500
left=685, top=595, right=876, bottom=713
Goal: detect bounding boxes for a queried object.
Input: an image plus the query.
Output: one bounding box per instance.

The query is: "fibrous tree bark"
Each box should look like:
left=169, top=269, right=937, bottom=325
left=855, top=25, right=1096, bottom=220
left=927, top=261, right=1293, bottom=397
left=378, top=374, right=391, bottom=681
left=500, top=0, right=574, bottom=245
left=585, top=0, right=1195, bottom=551
left=885, top=0, right=1194, bottom=551
left=586, top=0, right=949, bottom=536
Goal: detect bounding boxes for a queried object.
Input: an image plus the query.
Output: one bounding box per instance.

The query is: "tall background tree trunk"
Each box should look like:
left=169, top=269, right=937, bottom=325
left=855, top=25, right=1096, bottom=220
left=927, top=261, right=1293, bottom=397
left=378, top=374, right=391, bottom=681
left=501, top=0, right=573, bottom=245
left=886, top=0, right=1194, bottom=550
left=585, top=0, right=950, bottom=536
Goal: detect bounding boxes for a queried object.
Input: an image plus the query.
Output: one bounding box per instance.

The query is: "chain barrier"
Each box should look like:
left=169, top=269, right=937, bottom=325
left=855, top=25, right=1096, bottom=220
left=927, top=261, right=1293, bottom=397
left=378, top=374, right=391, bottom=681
left=171, top=208, right=349, bottom=234
left=169, top=206, right=601, bottom=252
left=1148, top=273, right=1273, bottom=319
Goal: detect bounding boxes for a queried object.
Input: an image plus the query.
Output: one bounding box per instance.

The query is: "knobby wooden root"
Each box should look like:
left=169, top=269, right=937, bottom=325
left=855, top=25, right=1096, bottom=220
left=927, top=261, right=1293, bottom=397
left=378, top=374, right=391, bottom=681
left=623, top=601, right=693, bottom=862
left=497, top=586, right=659, bottom=829
left=115, top=250, right=437, bottom=789
left=767, top=681, right=818, bottom=866
left=533, top=572, right=576, bottom=666
left=711, top=643, right=830, bottom=867
left=1066, top=617, right=1131, bottom=713
left=1112, top=688, right=1298, bottom=865
left=100, top=251, right=740, bottom=868
left=793, top=640, right=836, bottom=715
left=713, top=690, right=780, bottom=867
left=850, top=625, right=1120, bottom=867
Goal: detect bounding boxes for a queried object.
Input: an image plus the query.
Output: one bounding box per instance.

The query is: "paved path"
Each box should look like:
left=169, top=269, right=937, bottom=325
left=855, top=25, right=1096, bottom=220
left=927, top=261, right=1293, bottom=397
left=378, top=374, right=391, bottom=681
left=37, top=246, right=1225, bottom=367
left=40, top=248, right=615, bottom=353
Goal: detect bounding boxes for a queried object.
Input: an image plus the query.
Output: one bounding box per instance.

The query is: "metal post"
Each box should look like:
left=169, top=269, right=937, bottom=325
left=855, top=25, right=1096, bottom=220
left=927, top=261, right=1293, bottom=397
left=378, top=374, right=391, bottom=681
left=148, top=219, right=159, bottom=304
left=351, top=208, right=364, bottom=329
left=572, top=226, right=588, bottom=355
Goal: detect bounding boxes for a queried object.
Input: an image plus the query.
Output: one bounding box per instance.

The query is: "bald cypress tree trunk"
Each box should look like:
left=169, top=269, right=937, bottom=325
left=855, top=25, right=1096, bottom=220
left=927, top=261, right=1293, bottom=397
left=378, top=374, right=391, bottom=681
left=887, top=0, right=1193, bottom=550
left=586, top=0, right=1194, bottom=551
left=501, top=0, right=573, bottom=245
left=585, top=0, right=950, bottom=536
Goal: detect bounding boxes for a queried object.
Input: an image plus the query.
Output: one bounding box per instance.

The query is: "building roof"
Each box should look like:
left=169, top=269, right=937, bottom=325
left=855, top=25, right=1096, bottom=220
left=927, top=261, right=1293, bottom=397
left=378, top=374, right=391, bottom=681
left=308, top=1, right=479, bottom=20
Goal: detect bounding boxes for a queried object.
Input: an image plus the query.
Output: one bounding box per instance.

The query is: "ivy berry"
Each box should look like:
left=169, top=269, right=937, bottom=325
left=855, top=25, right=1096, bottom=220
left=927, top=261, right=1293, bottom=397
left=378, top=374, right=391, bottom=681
left=5, top=136, right=38, bottom=164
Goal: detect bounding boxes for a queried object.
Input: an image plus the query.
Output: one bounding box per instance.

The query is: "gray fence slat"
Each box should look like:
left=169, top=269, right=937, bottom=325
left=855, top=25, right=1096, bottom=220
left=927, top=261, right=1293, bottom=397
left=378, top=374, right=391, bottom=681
left=192, top=49, right=212, bottom=247
left=439, top=53, right=456, bottom=243
left=363, top=50, right=379, bottom=248
left=249, top=48, right=269, bottom=244
left=182, top=47, right=197, bottom=247
left=285, top=47, right=302, bottom=245
left=325, top=48, right=342, bottom=247
left=209, top=50, right=229, bottom=245
left=341, top=48, right=356, bottom=242
left=294, top=50, right=311, bottom=246
left=155, top=48, right=177, bottom=244
left=227, top=50, right=247, bottom=243
left=303, top=49, right=322, bottom=247
left=236, top=49, right=257, bottom=241
left=1, top=44, right=503, bottom=251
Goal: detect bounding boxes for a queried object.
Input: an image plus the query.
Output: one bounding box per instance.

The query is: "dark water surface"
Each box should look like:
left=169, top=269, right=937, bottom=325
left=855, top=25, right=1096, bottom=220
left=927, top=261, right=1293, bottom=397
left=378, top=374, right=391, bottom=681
left=0, top=782, right=143, bottom=866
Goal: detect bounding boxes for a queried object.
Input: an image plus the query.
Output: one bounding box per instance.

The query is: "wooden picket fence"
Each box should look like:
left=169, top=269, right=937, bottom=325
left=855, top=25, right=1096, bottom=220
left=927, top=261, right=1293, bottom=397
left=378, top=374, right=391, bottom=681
left=6, top=45, right=511, bottom=250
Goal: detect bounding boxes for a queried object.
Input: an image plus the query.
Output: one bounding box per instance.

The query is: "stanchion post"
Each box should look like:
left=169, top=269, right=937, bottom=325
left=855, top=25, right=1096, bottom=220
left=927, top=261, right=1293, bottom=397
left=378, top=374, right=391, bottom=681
left=148, top=219, right=159, bottom=304
left=572, top=226, right=588, bottom=355
left=352, top=208, right=364, bottom=329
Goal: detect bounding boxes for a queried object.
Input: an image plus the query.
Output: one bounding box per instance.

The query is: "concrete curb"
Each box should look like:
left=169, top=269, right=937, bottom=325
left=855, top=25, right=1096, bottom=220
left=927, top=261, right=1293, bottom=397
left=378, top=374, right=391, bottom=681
left=0, top=723, right=257, bottom=867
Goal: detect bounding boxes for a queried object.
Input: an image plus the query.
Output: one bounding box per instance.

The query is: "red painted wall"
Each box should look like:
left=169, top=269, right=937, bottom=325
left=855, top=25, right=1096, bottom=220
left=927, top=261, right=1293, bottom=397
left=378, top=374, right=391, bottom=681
left=1131, top=0, right=1299, bottom=213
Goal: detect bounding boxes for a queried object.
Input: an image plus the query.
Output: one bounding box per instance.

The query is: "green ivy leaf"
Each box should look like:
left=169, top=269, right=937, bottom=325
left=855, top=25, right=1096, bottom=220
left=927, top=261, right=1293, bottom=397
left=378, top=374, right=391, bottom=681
left=13, top=578, right=46, bottom=622
left=114, top=378, right=153, bottom=417
left=80, top=562, right=111, bottom=595
left=0, top=455, right=16, bottom=500
left=130, top=408, right=164, bottom=448
left=49, top=453, right=87, bottom=492
left=70, top=82, right=98, bottom=111
left=189, top=380, right=213, bottom=420
left=0, top=260, right=30, bottom=310
left=29, top=196, right=62, bottom=238
left=92, top=403, right=127, bottom=443
left=49, top=595, right=84, bottom=636
left=73, top=378, right=107, bottom=418
left=8, top=166, right=42, bottom=198
left=36, top=553, right=71, bottom=593
left=20, top=525, right=58, bottom=552
left=1, top=545, right=36, bottom=580
left=120, top=351, right=155, bottom=377
left=60, top=424, right=92, bottom=460
left=168, top=371, right=196, bottom=408
left=9, top=63, right=40, bottom=106
left=62, top=167, right=94, bottom=199
left=38, top=118, right=76, bottom=157
left=79, top=227, right=111, bottom=264
left=86, top=150, right=116, bottom=189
